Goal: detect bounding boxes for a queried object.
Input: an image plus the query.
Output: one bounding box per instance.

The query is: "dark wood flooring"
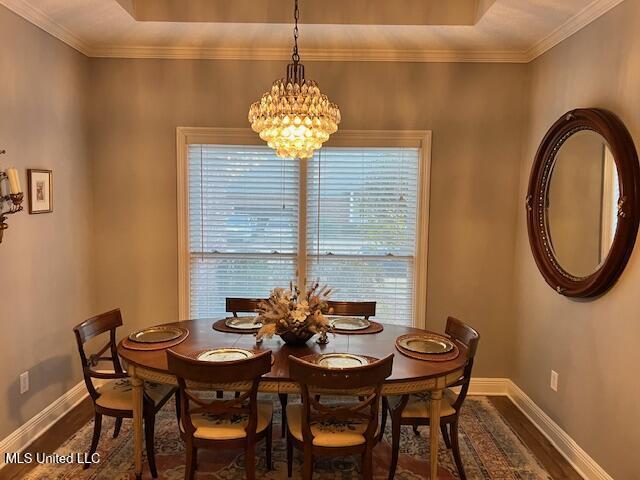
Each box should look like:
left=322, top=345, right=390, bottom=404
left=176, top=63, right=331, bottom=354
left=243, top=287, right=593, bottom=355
left=2, top=396, right=581, bottom=479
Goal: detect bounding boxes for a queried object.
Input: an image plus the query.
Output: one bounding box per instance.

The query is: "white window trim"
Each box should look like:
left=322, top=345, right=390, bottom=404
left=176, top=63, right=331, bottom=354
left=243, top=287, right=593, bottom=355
left=176, top=127, right=431, bottom=328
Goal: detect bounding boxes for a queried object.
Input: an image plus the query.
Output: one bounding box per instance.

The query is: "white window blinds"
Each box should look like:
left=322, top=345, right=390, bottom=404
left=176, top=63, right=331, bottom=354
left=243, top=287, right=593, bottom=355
left=306, top=147, right=420, bottom=325
left=186, top=142, right=422, bottom=325
left=188, top=145, right=299, bottom=318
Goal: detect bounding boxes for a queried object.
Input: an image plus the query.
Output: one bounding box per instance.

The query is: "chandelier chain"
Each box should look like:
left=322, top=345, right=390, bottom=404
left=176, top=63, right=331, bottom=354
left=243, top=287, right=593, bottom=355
left=292, top=0, right=300, bottom=63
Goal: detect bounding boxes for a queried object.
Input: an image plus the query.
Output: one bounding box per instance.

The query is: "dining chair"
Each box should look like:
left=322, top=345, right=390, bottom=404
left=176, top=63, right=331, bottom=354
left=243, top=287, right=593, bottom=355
left=73, top=309, right=176, bottom=478
left=384, top=317, right=480, bottom=480
left=286, top=353, right=393, bottom=480
left=277, top=300, right=377, bottom=438
left=325, top=300, right=376, bottom=319
left=226, top=297, right=264, bottom=316
left=166, top=348, right=274, bottom=480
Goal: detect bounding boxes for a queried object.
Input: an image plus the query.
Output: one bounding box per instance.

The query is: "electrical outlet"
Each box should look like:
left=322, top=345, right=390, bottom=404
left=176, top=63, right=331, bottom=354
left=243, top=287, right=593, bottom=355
left=550, top=370, right=559, bottom=392
left=20, top=371, right=29, bottom=394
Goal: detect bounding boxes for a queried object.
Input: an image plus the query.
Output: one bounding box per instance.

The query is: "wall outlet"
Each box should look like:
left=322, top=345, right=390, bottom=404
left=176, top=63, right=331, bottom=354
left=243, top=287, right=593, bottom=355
left=20, top=371, right=29, bottom=394
left=550, top=370, right=559, bottom=392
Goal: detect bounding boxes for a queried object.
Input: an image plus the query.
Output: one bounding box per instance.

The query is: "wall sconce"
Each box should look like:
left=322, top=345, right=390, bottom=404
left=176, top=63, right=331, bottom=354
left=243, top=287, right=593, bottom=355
left=0, top=150, right=24, bottom=244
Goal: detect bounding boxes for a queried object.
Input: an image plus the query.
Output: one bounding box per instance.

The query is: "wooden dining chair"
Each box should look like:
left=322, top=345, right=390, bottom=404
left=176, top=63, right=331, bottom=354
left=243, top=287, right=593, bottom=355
left=286, top=354, right=393, bottom=480
left=73, top=309, right=176, bottom=478
left=166, top=349, right=274, bottom=480
left=384, top=317, right=479, bottom=480
left=277, top=300, right=377, bottom=438
left=226, top=297, right=264, bottom=316
left=325, top=300, right=376, bottom=319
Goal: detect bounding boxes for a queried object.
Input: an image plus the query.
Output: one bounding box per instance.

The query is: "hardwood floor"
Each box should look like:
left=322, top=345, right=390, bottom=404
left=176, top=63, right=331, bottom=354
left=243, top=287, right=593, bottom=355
left=1, top=397, right=94, bottom=480
left=489, top=397, right=583, bottom=480
left=1, top=396, right=581, bottom=479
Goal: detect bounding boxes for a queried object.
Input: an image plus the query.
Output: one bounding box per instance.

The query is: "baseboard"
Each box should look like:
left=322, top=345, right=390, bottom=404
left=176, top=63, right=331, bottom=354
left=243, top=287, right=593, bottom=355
left=0, top=381, right=88, bottom=471
left=467, top=377, right=510, bottom=396
left=505, top=381, right=613, bottom=480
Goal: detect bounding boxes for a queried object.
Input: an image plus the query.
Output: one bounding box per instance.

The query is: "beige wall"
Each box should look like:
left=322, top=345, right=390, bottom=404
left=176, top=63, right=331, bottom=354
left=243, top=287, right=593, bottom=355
left=513, top=1, right=640, bottom=478
left=0, top=8, right=92, bottom=438
left=88, top=59, right=529, bottom=378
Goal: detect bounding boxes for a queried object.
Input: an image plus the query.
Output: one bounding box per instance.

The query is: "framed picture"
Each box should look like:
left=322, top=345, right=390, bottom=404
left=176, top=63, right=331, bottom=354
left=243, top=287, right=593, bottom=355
left=27, top=169, right=53, bottom=214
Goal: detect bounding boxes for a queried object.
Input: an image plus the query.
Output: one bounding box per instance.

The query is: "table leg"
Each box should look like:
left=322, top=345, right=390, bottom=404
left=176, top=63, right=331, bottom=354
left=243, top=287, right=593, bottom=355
left=429, top=388, right=443, bottom=479
left=131, top=375, right=144, bottom=480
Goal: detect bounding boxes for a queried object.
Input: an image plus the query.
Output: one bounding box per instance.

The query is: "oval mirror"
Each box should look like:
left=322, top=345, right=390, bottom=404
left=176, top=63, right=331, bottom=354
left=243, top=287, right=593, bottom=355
left=527, top=109, right=640, bottom=297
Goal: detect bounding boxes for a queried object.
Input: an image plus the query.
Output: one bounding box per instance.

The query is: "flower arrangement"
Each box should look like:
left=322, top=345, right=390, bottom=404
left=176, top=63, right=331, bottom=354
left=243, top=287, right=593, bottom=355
left=255, top=281, right=333, bottom=344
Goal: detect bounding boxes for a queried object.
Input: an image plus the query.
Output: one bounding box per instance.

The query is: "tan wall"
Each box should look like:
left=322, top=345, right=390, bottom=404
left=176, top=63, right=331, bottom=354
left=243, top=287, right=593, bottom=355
left=88, top=59, right=529, bottom=378
left=512, top=1, right=640, bottom=478
left=0, top=8, right=92, bottom=438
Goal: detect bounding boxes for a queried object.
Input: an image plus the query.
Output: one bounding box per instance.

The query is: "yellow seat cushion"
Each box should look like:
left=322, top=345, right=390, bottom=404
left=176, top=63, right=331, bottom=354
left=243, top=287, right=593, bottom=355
left=286, top=404, right=379, bottom=448
left=95, top=379, right=173, bottom=411
left=399, top=389, right=458, bottom=419
left=180, top=401, right=273, bottom=440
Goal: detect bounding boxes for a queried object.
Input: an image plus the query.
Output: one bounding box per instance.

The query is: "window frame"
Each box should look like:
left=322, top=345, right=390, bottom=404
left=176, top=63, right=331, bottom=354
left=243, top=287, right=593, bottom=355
left=177, top=127, right=431, bottom=327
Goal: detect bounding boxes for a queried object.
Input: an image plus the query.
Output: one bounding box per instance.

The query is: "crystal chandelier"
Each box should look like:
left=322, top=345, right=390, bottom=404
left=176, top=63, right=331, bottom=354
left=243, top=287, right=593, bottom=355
left=248, top=0, right=340, bottom=159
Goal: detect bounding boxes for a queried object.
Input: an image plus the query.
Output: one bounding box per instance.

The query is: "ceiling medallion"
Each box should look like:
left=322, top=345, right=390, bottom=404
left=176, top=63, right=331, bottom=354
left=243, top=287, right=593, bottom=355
left=248, top=0, right=340, bottom=159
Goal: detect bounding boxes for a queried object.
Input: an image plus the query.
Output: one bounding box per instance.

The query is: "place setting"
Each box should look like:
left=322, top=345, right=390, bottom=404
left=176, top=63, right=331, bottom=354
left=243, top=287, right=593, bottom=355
left=394, top=332, right=459, bottom=362
left=212, top=315, right=262, bottom=334
left=121, top=325, right=190, bottom=351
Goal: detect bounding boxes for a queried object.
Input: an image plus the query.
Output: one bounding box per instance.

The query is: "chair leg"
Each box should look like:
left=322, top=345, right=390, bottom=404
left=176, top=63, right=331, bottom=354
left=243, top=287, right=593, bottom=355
left=144, top=414, right=158, bottom=479
left=441, top=422, right=452, bottom=449
left=286, top=433, right=293, bottom=478
left=265, top=423, right=273, bottom=470
left=362, top=447, right=374, bottom=480
left=185, top=444, right=196, bottom=480
left=302, top=447, right=313, bottom=480
left=113, top=417, right=123, bottom=438
left=412, top=425, right=420, bottom=435
left=388, top=417, right=401, bottom=480
left=379, top=397, right=388, bottom=442
left=451, top=418, right=466, bottom=480
left=245, top=443, right=256, bottom=480
left=279, top=393, right=288, bottom=437
left=174, top=390, right=181, bottom=422
left=84, top=412, right=102, bottom=470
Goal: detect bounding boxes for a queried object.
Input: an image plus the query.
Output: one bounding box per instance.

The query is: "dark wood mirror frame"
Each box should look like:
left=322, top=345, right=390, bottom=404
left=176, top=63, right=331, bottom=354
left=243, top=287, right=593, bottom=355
left=526, top=108, right=640, bottom=298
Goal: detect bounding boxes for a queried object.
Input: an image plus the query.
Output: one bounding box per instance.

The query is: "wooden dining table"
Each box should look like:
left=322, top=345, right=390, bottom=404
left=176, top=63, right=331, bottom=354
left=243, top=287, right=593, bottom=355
left=118, top=319, right=469, bottom=479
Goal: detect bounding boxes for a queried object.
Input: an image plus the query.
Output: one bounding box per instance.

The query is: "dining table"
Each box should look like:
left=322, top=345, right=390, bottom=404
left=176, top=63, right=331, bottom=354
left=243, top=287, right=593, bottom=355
left=118, top=319, right=469, bottom=479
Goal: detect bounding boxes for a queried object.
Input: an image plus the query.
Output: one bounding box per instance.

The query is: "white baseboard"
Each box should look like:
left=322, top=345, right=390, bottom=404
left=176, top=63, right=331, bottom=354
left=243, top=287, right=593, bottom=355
left=468, top=378, right=613, bottom=480
left=467, top=377, right=511, bottom=396
left=0, top=377, right=614, bottom=480
left=0, top=381, right=88, bottom=470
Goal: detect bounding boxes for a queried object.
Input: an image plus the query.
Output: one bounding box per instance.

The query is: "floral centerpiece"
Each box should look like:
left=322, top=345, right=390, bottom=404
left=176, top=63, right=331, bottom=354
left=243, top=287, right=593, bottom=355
left=255, top=281, right=333, bottom=346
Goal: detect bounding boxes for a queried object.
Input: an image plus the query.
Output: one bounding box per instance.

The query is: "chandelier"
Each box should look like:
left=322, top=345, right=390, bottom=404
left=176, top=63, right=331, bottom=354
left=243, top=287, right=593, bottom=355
left=248, top=0, right=340, bottom=159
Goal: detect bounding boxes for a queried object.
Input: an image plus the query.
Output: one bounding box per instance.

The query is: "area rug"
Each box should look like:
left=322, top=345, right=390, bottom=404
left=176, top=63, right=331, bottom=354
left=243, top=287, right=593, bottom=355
left=24, top=396, right=551, bottom=479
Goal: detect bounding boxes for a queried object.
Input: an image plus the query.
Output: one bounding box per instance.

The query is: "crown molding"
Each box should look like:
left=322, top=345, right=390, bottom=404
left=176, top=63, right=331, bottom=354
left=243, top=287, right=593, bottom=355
left=0, top=0, right=91, bottom=55
left=89, top=45, right=531, bottom=63
left=524, top=0, right=626, bottom=62
left=0, top=0, right=626, bottom=63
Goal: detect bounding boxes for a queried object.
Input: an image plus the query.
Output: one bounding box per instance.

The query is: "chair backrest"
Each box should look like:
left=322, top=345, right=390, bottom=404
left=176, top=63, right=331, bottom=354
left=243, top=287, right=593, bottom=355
left=166, top=349, right=272, bottom=439
left=445, top=317, right=480, bottom=409
left=326, top=301, right=376, bottom=319
left=73, top=309, right=125, bottom=402
left=225, top=297, right=264, bottom=316
left=288, top=354, right=393, bottom=445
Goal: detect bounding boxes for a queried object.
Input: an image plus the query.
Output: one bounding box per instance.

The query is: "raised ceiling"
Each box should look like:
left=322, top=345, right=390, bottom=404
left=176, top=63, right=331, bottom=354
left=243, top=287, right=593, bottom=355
left=0, top=0, right=625, bottom=62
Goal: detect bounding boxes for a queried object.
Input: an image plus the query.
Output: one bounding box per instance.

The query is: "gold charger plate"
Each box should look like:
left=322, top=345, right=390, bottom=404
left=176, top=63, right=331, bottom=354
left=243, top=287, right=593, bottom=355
left=197, top=348, right=255, bottom=362
left=329, top=316, right=371, bottom=331
left=316, top=353, right=370, bottom=369
left=128, top=326, right=184, bottom=344
left=224, top=316, right=262, bottom=330
left=397, top=334, right=454, bottom=354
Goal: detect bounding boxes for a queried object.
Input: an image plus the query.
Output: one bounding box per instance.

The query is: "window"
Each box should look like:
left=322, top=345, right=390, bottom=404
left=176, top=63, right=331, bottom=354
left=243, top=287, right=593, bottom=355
left=178, top=129, right=430, bottom=326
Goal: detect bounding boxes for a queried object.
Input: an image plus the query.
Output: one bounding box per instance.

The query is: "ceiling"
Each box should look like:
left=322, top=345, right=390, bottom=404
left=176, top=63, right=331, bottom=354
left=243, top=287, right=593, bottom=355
left=0, top=0, right=625, bottom=62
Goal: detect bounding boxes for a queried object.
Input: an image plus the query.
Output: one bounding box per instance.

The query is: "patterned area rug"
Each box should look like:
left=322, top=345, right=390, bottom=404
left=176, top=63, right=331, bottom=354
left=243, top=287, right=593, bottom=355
left=24, top=396, right=551, bottom=479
